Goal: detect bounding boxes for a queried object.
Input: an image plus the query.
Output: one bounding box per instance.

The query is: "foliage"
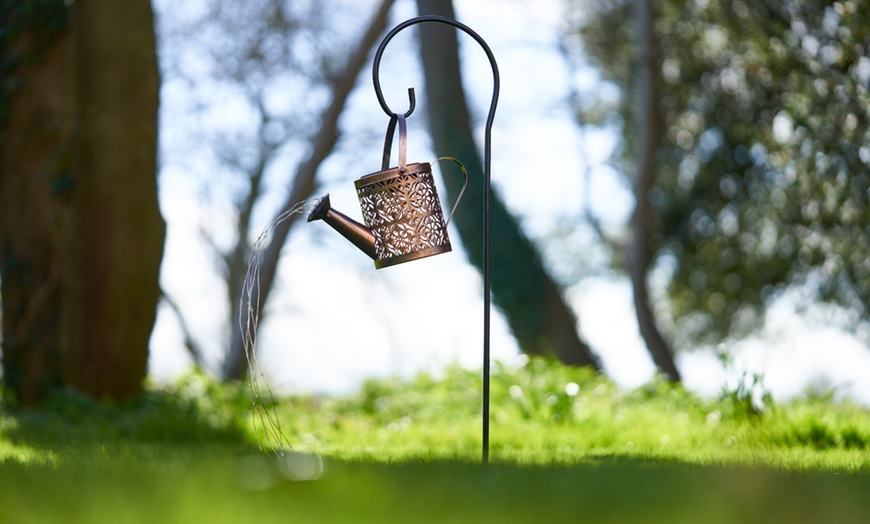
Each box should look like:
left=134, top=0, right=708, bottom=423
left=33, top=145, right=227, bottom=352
left=566, top=0, right=870, bottom=346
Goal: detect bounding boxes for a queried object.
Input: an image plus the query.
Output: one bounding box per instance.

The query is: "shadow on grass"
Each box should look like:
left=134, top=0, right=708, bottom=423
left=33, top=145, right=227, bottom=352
left=303, top=455, right=870, bottom=523
left=4, top=452, right=870, bottom=524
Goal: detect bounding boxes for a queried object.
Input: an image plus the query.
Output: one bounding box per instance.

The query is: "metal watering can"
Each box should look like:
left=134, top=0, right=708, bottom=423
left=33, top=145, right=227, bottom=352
left=308, top=114, right=466, bottom=269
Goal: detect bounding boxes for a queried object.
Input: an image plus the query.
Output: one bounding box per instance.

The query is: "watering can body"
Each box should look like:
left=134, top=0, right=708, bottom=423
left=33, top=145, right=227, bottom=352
left=308, top=161, right=453, bottom=269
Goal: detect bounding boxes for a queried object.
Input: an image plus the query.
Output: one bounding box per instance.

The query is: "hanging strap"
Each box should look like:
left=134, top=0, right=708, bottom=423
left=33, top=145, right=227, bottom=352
left=380, top=113, right=407, bottom=172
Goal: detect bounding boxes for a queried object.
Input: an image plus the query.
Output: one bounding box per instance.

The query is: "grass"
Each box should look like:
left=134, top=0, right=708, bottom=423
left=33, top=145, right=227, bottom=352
left=269, top=358, right=870, bottom=469
left=2, top=357, right=870, bottom=522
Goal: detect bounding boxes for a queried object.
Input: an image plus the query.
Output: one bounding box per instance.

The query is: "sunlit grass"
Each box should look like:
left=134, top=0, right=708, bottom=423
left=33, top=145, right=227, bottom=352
left=2, top=358, right=870, bottom=522
left=263, top=358, right=870, bottom=471
left=3, top=358, right=870, bottom=470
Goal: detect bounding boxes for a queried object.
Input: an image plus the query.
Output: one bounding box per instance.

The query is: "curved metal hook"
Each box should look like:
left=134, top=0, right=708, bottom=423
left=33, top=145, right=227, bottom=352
left=372, top=15, right=500, bottom=124
left=398, top=88, right=416, bottom=119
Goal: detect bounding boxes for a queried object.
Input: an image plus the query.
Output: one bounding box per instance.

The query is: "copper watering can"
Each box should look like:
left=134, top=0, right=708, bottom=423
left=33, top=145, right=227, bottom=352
left=308, top=114, right=467, bottom=269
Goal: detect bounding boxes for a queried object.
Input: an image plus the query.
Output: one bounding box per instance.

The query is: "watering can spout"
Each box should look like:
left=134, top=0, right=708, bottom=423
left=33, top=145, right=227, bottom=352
left=307, top=194, right=377, bottom=260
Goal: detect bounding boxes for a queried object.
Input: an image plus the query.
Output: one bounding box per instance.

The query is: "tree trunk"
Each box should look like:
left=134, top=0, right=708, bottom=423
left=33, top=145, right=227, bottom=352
left=60, top=0, right=165, bottom=399
left=0, top=10, right=72, bottom=405
left=631, top=0, right=680, bottom=382
left=415, top=0, right=599, bottom=367
left=1, top=1, right=163, bottom=403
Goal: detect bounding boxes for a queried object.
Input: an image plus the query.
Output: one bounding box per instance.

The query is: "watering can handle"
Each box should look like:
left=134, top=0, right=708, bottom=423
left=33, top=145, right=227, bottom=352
left=380, top=114, right=466, bottom=227
left=432, top=156, right=468, bottom=229
left=381, top=113, right=408, bottom=172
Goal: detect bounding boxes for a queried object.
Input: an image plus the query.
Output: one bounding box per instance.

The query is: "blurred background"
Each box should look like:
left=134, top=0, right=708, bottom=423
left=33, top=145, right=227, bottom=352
left=3, top=0, right=870, bottom=406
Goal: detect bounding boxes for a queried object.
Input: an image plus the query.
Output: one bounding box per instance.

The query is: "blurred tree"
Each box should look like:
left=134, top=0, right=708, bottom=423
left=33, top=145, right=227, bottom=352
left=630, top=0, right=680, bottom=380
left=1, top=0, right=164, bottom=403
left=0, top=0, right=69, bottom=404
left=567, top=0, right=870, bottom=347
left=157, top=0, right=395, bottom=380
left=415, top=0, right=600, bottom=367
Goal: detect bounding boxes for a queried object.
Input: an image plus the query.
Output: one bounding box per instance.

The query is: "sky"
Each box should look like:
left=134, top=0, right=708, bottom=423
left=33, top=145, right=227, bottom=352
left=149, top=0, right=870, bottom=406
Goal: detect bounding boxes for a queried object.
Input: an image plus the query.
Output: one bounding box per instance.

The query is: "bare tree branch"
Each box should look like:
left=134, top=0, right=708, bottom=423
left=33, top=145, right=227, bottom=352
left=223, top=0, right=397, bottom=379
left=159, top=288, right=205, bottom=369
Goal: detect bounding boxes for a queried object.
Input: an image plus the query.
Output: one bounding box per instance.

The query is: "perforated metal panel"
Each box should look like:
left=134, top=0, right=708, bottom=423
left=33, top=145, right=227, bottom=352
left=355, top=162, right=452, bottom=268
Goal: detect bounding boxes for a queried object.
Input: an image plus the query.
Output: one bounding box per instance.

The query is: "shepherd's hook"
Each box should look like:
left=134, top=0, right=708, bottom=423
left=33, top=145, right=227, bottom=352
left=372, top=15, right=499, bottom=464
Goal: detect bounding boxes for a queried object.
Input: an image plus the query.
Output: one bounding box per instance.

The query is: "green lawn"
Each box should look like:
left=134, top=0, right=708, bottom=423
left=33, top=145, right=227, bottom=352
left=3, top=456, right=870, bottom=523
left=2, top=358, right=870, bottom=523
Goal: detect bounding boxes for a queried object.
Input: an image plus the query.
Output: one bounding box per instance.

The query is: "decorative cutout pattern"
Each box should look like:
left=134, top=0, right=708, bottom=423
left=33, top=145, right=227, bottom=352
left=357, top=166, right=451, bottom=263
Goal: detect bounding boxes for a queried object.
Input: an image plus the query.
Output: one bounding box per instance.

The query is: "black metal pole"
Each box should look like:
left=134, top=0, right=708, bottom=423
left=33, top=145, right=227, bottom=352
left=372, top=16, right=499, bottom=464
